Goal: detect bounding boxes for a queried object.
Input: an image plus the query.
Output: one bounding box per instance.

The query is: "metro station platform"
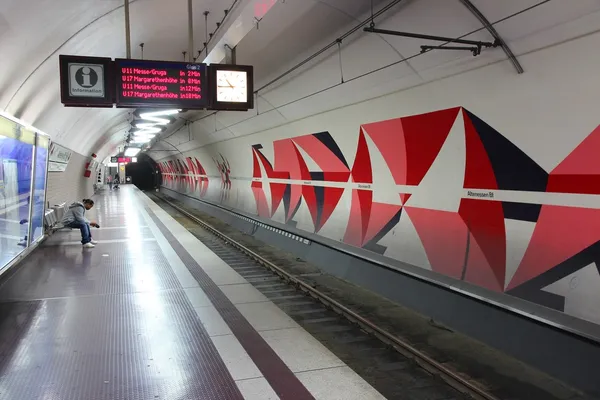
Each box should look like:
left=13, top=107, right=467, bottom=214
left=0, top=186, right=385, bottom=400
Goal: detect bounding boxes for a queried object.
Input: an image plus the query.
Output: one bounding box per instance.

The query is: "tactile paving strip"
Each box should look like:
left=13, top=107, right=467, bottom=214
left=145, top=206, right=317, bottom=400
left=0, top=290, right=244, bottom=400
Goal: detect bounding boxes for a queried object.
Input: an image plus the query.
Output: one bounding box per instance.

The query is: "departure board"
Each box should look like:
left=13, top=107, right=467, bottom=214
left=114, top=59, right=208, bottom=109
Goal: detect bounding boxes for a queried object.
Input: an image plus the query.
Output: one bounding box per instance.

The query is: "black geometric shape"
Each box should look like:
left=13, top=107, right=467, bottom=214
left=363, top=209, right=403, bottom=254
left=502, top=201, right=542, bottom=223
left=253, top=146, right=275, bottom=171
left=282, top=183, right=292, bottom=219
left=507, top=241, right=600, bottom=313
left=310, top=172, right=326, bottom=230
left=286, top=195, right=303, bottom=224
left=464, top=109, right=548, bottom=192
left=313, top=131, right=349, bottom=170
left=313, top=185, right=324, bottom=231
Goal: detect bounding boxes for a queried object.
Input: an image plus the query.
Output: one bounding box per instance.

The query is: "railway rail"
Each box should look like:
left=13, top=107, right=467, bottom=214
left=151, top=192, right=501, bottom=400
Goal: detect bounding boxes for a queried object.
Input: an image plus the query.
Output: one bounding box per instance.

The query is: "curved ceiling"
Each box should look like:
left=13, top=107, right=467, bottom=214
left=1, top=0, right=599, bottom=162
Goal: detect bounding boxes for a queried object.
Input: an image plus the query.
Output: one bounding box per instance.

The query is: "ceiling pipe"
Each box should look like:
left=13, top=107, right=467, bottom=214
left=457, top=0, right=523, bottom=73
left=363, top=27, right=496, bottom=48
left=124, top=0, right=131, bottom=58
left=188, top=0, right=194, bottom=62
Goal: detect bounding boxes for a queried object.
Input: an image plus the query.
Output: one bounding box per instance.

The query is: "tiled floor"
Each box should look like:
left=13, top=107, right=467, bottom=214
left=0, top=186, right=387, bottom=400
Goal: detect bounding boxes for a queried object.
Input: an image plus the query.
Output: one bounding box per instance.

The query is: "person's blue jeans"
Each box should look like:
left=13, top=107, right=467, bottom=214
left=67, top=222, right=92, bottom=244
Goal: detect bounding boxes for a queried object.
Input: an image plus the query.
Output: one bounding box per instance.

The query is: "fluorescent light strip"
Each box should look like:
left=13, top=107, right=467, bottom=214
left=124, top=147, right=141, bottom=157
left=130, top=109, right=181, bottom=141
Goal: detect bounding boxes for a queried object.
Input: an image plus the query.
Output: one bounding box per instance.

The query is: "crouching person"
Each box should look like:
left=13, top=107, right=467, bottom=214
left=61, top=199, right=100, bottom=248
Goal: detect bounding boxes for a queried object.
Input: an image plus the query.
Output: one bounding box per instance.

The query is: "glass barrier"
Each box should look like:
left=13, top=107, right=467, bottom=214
left=0, top=115, right=49, bottom=271
left=31, top=134, right=49, bottom=244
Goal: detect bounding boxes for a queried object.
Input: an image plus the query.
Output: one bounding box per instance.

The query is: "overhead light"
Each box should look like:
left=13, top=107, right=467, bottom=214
left=130, top=108, right=181, bottom=140
left=124, top=147, right=142, bottom=157
left=131, top=138, right=150, bottom=144
left=132, top=133, right=155, bottom=139
left=133, top=125, right=162, bottom=134
left=136, top=109, right=181, bottom=126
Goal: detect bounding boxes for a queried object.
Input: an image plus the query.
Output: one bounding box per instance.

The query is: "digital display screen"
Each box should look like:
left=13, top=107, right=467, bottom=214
left=114, top=59, right=208, bottom=109
left=111, top=157, right=136, bottom=163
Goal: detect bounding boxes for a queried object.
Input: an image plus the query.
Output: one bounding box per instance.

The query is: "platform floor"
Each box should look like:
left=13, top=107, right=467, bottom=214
left=0, top=186, right=386, bottom=400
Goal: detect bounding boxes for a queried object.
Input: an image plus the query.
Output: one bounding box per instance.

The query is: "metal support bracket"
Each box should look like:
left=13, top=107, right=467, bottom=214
left=364, top=26, right=496, bottom=49
left=421, top=45, right=482, bottom=57
left=224, top=44, right=236, bottom=64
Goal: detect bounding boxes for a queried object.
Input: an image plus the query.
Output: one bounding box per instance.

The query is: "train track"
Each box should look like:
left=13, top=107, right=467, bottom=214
left=151, top=193, right=500, bottom=400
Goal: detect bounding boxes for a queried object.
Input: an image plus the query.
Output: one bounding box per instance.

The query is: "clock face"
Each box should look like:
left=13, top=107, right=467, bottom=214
left=216, top=70, right=247, bottom=103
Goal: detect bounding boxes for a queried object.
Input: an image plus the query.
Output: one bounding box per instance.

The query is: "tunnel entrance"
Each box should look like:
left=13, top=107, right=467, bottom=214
left=124, top=153, right=161, bottom=191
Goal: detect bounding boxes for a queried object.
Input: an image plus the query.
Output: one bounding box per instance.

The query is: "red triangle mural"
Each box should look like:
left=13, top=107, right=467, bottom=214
left=507, top=204, right=600, bottom=290
left=343, top=189, right=366, bottom=247
left=459, top=198, right=506, bottom=292
left=399, top=193, right=412, bottom=204
left=361, top=107, right=459, bottom=186
left=547, top=124, right=600, bottom=195
left=404, top=206, right=468, bottom=279
left=351, top=128, right=373, bottom=184
left=362, top=203, right=403, bottom=246
left=269, top=183, right=287, bottom=218
left=463, top=110, right=499, bottom=190
left=316, top=187, right=346, bottom=232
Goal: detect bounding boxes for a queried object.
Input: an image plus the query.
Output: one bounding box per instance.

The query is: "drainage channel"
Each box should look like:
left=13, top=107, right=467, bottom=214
left=151, top=193, right=500, bottom=400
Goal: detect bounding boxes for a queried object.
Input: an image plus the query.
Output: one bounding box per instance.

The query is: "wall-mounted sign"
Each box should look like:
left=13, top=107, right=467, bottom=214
left=48, top=161, right=68, bottom=172
left=110, top=156, right=137, bottom=163
left=114, top=58, right=208, bottom=109
left=59, top=55, right=114, bottom=107
left=48, top=142, right=73, bottom=172
left=59, top=54, right=255, bottom=111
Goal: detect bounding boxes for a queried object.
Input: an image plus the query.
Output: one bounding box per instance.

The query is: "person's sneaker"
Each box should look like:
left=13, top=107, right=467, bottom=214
left=90, top=240, right=98, bottom=245
left=17, top=239, right=27, bottom=246
left=82, top=243, right=95, bottom=248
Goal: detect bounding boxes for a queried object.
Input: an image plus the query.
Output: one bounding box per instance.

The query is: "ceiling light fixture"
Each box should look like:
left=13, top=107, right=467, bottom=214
left=129, top=109, right=181, bottom=141
left=124, top=147, right=142, bottom=157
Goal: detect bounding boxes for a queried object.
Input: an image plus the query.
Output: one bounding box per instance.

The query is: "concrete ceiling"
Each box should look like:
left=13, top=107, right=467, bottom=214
left=1, top=0, right=599, bottom=161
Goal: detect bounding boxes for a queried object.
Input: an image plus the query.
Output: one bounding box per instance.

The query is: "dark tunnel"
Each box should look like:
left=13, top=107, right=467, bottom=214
left=125, top=153, right=161, bottom=191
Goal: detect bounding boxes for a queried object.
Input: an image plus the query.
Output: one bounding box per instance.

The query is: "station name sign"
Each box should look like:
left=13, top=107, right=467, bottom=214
left=59, top=55, right=253, bottom=111
left=110, top=156, right=136, bottom=163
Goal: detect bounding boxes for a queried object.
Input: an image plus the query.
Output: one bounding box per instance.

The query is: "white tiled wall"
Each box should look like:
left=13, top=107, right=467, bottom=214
left=46, top=150, right=94, bottom=208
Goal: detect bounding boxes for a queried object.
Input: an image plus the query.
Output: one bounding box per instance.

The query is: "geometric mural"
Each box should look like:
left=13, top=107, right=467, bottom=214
left=160, top=106, right=600, bottom=326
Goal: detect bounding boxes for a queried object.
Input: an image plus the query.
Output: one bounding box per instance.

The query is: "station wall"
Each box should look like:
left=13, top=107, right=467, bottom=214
left=46, top=150, right=95, bottom=209
left=153, top=29, right=600, bottom=329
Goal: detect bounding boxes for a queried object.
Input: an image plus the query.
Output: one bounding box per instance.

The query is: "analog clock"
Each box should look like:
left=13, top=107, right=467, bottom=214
left=216, top=70, right=247, bottom=102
